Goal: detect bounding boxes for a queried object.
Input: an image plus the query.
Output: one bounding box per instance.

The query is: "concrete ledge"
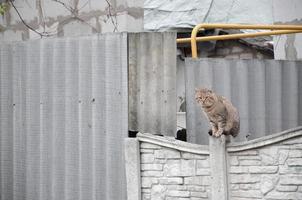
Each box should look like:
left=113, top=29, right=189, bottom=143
left=137, top=133, right=209, bottom=155
left=137, top=127, right=302, bottom=154
left=227, top=126, right=302, bottom=152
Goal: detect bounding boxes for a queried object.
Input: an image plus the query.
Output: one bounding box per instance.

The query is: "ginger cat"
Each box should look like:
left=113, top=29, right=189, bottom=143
left=195, top=88, right=240, bottom=137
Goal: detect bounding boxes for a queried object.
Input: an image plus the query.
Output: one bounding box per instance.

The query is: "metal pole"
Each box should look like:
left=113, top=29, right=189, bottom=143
left=176, top=23, right=302, bottom=58
left=177, top=30, right=302, bottom=44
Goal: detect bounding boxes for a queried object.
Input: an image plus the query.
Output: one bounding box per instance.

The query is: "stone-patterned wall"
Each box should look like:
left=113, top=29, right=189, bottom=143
left=229, top=136, right=302, bottom=200
left=125, top=128, right=302, bottom=200
left=140, top=142, right=211, bottom=200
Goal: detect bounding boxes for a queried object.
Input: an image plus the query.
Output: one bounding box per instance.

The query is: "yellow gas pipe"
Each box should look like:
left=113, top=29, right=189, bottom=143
left=176, top=24, right=302, bottom=58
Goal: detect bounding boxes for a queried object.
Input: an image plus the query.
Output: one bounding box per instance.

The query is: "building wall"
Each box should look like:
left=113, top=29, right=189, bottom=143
left=125, top=127, right=302, bottom=200
left=208, top=40, right=272, bottom=59
left=273, top=0, right=302, bottom=60
left=0, top=0, right=143, bottom=41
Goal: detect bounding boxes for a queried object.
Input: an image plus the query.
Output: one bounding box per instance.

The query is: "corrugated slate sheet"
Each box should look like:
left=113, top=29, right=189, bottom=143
left=0, top=34, right=128, bottom=200
left=128, top=32, right=177, bottom=136
left=186, top=58, right=302, bottom=144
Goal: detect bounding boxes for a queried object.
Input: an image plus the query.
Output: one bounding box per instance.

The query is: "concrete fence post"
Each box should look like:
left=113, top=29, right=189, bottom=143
left=124, top=138, right=141, bottom=200
left=209, top=135, right=229, bottom=200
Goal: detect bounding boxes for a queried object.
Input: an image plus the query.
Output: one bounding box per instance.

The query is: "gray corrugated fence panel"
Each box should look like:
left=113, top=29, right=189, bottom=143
left=0, top=33, right=128, bottom=200
left=185, top=58, right=302, bottom=145
left=128, top=32, right=177, bottom=136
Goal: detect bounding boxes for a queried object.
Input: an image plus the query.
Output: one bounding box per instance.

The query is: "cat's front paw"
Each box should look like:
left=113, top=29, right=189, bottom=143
left=212, top=131, right=218, bottom=137
left=214, top=130, right=223, bottom=137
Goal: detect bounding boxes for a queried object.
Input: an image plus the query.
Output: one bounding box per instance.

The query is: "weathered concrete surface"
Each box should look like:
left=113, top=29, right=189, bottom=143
left=273, top=0, right=302, bottom=60
left=128, top=33, right=177, bottom=137
left=209, top=135, right=228, bottom=200
left=125, top=138, right=141, bottom=200
left=0, top=0, right=143, bottom=41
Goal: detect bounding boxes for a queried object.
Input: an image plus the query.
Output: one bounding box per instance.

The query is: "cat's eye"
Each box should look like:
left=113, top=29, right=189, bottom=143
left=196, top=97, right=202, bottom=102
left=205, top=97, right=213, bottom=104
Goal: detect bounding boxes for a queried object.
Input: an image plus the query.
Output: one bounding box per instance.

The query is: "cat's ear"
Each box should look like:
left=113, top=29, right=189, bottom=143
left=195, top=88, right=199, bottom=92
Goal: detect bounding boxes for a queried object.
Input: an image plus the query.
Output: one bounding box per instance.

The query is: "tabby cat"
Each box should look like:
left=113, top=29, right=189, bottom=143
left=195, top=88, right=240, bottom=137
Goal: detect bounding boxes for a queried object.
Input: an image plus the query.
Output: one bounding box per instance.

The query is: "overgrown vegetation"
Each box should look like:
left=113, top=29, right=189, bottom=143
left=0, top=2, right=9, bottom=15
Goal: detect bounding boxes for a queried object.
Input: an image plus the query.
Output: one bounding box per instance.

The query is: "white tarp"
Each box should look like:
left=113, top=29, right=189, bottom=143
left=145, top=0, right=273, bottom=31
